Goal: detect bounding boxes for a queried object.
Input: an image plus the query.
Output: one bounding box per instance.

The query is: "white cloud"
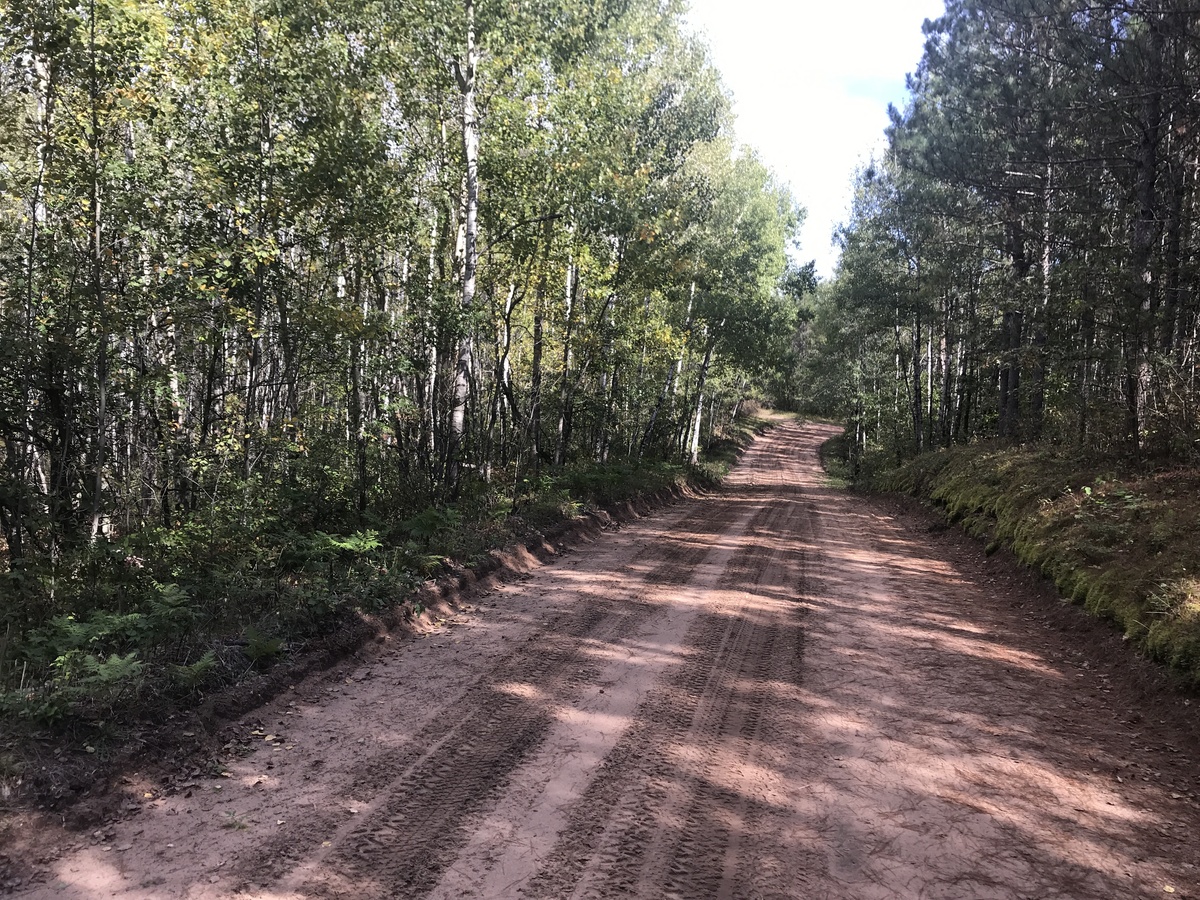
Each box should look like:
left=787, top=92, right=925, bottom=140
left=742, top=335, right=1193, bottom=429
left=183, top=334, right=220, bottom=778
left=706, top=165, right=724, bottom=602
left=685, top=0, right=945, bottom=277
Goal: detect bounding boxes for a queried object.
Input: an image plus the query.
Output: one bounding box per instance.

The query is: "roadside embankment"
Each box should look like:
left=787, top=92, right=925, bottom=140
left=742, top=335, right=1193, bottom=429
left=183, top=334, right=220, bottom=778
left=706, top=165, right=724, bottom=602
left=867, top=442, right=1200, bottom=683
left=0, top=414, right=774, bottom=814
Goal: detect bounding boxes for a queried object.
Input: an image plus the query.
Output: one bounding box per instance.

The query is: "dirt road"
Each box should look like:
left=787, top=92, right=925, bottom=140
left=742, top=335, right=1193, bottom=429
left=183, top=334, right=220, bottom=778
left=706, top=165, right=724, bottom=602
left=13, top=421, right=1200, bottom=898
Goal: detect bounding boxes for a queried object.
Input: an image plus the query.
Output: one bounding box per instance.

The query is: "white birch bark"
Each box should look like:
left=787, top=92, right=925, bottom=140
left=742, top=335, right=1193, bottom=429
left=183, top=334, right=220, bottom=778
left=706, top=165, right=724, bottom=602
left=450, top=0, right=480, bottom=466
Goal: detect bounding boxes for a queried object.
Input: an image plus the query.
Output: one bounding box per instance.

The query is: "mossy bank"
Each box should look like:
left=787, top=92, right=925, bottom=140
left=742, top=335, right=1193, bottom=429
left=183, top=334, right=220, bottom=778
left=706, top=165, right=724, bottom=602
left=865, top=441, right=1200, bottom=683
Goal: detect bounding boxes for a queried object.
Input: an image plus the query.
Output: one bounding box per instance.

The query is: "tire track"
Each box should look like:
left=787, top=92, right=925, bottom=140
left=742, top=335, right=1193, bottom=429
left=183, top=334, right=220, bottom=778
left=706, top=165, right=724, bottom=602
left=235, top=452, right=760, bottom=897
left=521, top=612, right=795, bottom=900
left=22, top=421, right=1200, bottom=900
left=522, top=438, right=816, bottom=899
left=633, top=497, right=798, bottom=899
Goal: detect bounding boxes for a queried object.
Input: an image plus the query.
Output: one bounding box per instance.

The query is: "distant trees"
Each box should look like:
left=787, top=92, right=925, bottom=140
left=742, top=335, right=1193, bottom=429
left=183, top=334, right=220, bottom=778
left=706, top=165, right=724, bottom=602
left=0, top=0, right=802, bottom=594
left=804, top=0, right=1200, bottom=468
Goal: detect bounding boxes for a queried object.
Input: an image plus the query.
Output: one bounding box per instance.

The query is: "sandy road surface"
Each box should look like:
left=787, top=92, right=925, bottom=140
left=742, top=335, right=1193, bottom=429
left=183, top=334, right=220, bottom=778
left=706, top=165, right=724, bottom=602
left=13, top=421, right=1200, bottom=898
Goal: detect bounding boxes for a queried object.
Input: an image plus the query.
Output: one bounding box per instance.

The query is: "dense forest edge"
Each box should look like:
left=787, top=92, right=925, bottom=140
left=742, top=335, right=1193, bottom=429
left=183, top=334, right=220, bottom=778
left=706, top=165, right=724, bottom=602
left=800, top=0, right=1200, bottom=685
left=0, top=0, right=814, bottom=783
left=0, top=409, right=770, bottom=810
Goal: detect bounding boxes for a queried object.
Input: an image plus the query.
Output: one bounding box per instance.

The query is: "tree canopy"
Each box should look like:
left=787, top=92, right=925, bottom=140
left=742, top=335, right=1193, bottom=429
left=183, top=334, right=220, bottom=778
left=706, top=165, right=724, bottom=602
left=799, top=0, right=1200, bottom=471
left=0, top=0, right=803, bottom=635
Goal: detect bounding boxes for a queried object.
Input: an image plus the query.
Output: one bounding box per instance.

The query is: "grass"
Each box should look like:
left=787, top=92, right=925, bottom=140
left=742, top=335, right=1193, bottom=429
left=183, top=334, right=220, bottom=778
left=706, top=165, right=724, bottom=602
left=869, top=442, right=1200, bottom=683
left=817, top=430, right=853, bottom=488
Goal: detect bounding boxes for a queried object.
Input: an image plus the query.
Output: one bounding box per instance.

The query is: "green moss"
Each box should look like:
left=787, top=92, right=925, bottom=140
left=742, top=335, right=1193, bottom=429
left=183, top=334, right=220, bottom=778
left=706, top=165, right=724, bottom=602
left=877, top=445, right=1200, bottom=684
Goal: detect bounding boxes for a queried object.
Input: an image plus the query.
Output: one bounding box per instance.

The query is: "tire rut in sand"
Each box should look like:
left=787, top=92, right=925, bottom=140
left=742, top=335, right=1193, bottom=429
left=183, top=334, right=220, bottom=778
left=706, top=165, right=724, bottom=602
left=253, top=598, right=641, bottom=897
left=236, top=477, right=752, bottom=897
left=634, top=499, right=745, bottom=586
left=524, top=487, right=814, bottom=900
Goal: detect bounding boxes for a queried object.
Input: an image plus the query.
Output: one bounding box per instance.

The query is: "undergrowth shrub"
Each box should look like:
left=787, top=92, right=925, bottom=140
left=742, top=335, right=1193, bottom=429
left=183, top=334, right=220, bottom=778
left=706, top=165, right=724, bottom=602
left=0, top=415, right=772, bottom=727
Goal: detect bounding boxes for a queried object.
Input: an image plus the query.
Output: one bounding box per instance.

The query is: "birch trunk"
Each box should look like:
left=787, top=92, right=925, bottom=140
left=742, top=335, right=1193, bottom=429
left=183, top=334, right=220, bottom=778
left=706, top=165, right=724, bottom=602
left=450, top=0, right=480, bottom=478
left=688, top=334, right=715, bottom=465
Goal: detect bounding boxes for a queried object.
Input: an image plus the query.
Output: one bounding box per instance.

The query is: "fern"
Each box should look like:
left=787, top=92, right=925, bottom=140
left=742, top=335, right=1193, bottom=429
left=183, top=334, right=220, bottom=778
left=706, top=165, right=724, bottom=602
left=171, top=650, right=217, bottom=690
left=145, top=583, right=195, bottom=638
left=43, top=650, right=147, bottom=712
left=82, top=651, right=143, bottom=684
left=402, top=508, right=460, bottom=542
left=243, top=626, right=284, bottom=666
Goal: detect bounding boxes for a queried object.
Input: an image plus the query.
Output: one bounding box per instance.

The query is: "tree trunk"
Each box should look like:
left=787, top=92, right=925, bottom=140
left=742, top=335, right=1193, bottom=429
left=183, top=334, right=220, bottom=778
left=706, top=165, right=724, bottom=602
left=998, top=310, right=1022, bottom=439
left=1125, top=3, right=1165, bottom=452
left=555, top=261, right=577, bottom=466
left=450, top=0, right=480, bottom=483
left=88, top=0, right=108, bottom=542
left=911, top=313, right=923, bottom=454
left=688, top=335, right=715, bottom=465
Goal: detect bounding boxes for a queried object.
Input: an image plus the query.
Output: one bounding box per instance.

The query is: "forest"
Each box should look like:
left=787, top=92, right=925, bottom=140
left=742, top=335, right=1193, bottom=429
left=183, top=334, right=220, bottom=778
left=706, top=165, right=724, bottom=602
left=8, top=0, right=1200, bottom=723
left=806, top=0, right=1200, bottom=468
left=0, top=0, right=806, bottom=719
left=6, top=2, right=1200, bottom=890
left=804, top=0, right=1200, bottom=675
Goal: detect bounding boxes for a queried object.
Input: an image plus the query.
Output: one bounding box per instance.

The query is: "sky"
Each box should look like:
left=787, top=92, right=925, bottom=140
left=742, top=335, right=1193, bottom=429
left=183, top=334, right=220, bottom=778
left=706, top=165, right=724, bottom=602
left=684, top=0, right=947, bottom=278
